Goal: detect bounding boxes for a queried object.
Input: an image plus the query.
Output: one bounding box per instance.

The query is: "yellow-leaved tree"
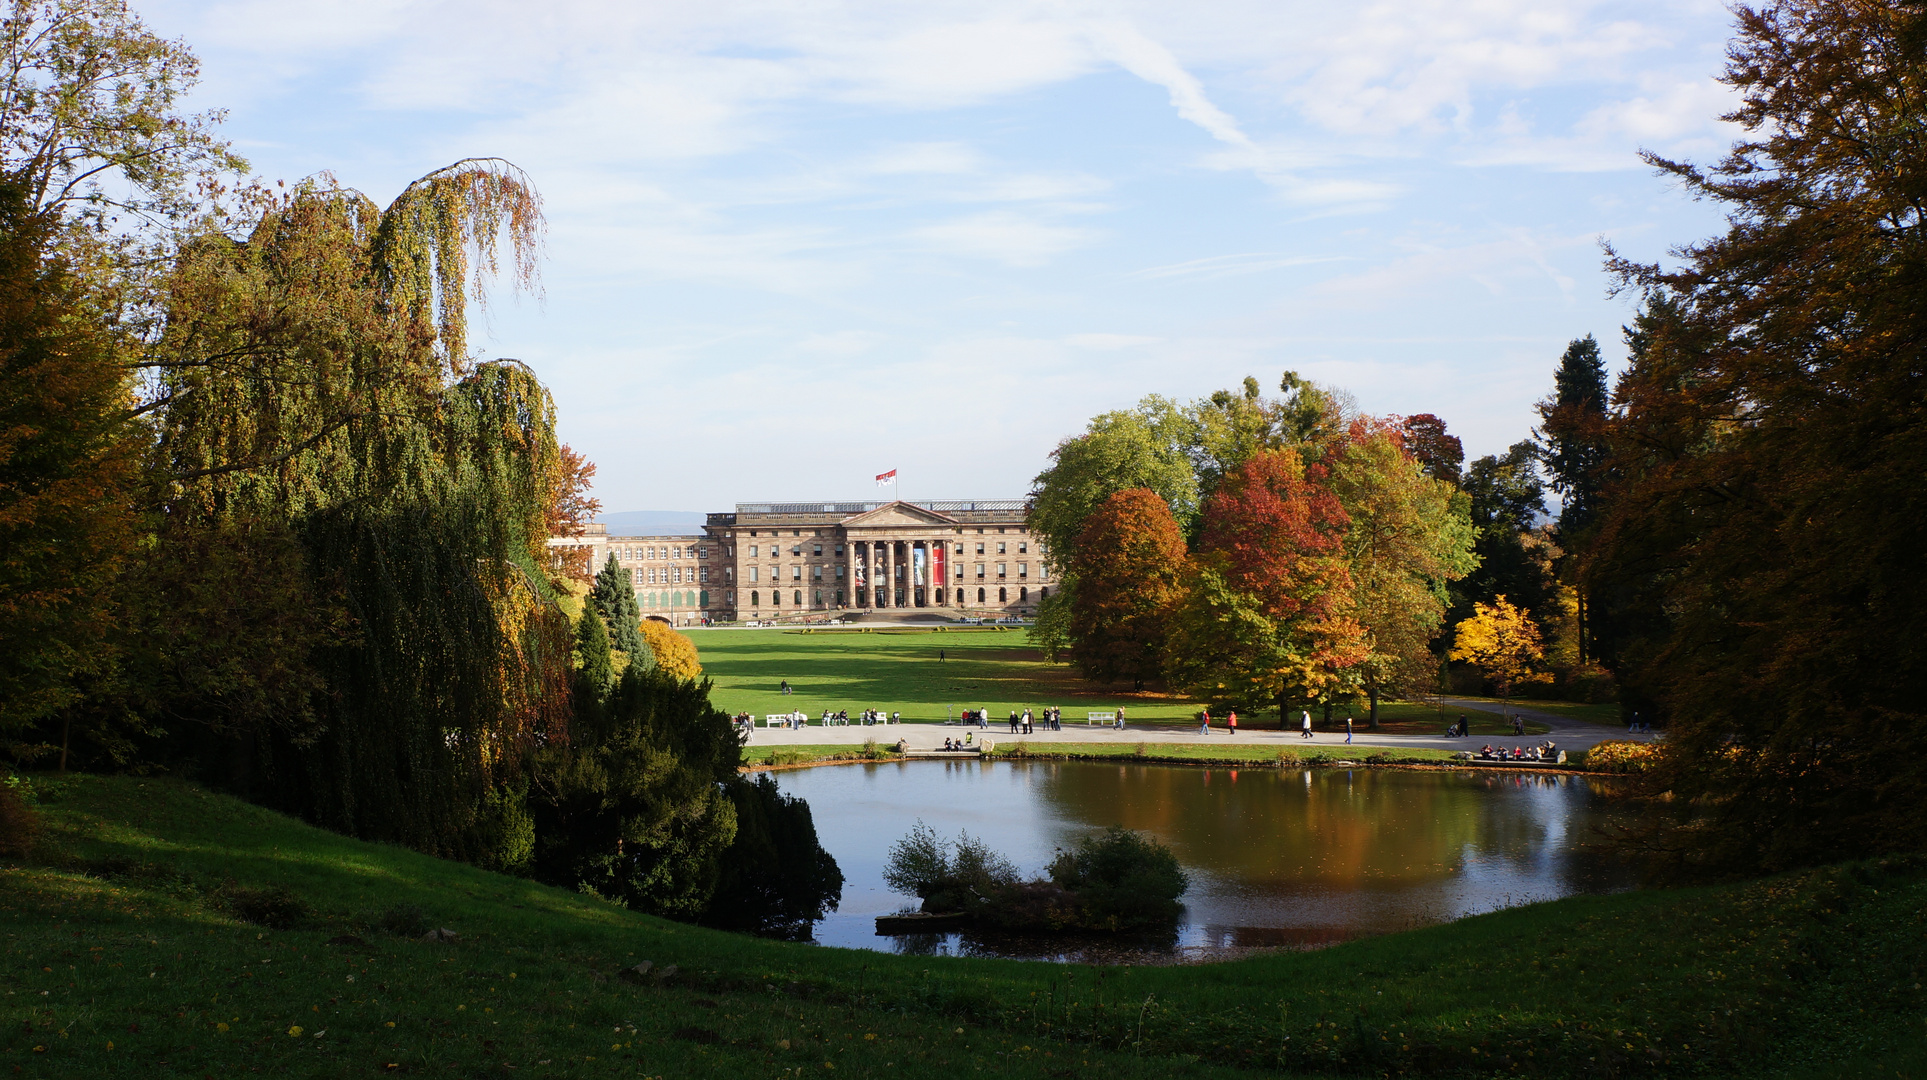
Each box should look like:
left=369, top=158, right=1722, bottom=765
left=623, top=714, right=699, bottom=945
left=1449, top=596, right=1548, bottom=719
left=638, top=621, right=702, bottom=681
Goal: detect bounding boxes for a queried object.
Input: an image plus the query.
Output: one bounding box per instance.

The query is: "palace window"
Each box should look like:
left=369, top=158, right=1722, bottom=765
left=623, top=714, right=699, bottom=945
left=977, top=587, right=986, bottom=602
left=792, top=565, right=802, bottom=580
left=975, top=542, right=984, bottom=554
left=811, top=565, right=822, bottom=581
left=1040, top=587, right=1049, bottom=599
left=750, top=590, right=759, bottom=606
left=835, top=565, right=844, bottom=578
left=954, top=544, right=963, bottom=554
left=1018, top=542, right=1027, bottom=553
left=814, top=589, right=822, bottom=605
left=748, top=567, right=758, bottom=582
left=936, top=588, right=945, bottom=604
left=772, top=591, right=780, bottom=606
left=791, top=544, right=802, bottom=555
left=1020, top=587, right=1028, bottom=601
left=631, top=569, right=642, bottom=586
left=997, top=542, right=1006, bottom=554
left=699, top=568, right=709, bottom=583
left=834, top=544, right=844, bottom=557
left=699, top=547, right=708, bottom=558
left=724, top=567, right=733, bottom=582
left=793, top=590, right=802, bottom=605
left=996, top=563, right=1006, bottom=578
left=975, top=563, right=985, bottom=578
left=813, top=544, right=822, bottom=557
left=1018, top=562, right=1027, bottom=577
left=749, top=544, right=758, bottom=558
left=999, top=587, right=1007, bottom=602
left=955, top=566, right=963, bottom=580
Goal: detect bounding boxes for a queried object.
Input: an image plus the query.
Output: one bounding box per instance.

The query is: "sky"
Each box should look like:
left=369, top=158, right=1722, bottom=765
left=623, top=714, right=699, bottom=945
left=143, top=0, right=1743, bottom=512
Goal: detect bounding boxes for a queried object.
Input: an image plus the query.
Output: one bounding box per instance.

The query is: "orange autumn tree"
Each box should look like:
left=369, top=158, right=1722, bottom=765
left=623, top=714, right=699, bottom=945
left=1164, top=448, right=1368, bottom=710
left=1066, top=488, right=1189, bottom=689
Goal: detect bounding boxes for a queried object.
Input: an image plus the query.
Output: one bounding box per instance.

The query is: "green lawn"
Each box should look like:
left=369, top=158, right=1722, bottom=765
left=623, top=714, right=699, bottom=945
left=3, top=775, right=1923, bottom=1078
left=693, top=628, right=1545, bottom=734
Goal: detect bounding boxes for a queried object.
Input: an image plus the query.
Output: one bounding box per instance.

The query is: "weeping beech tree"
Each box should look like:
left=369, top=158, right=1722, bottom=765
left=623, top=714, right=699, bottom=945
left=146, top=160, right=571, bottom=860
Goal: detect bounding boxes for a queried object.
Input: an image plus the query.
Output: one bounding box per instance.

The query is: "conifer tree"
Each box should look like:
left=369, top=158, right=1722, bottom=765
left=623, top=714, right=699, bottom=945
left=1537, top=335, right=1610, bottom=534
left=591, top=554, right=651, bottom=668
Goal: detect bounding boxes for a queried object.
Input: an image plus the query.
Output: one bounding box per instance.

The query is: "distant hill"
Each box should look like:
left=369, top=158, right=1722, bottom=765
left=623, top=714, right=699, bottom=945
left=599, top=510, right=707, bottom=535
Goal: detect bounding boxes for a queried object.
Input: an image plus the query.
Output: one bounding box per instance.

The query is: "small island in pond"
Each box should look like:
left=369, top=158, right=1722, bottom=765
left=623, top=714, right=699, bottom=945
left=878, top=823, right=1187, bottom=936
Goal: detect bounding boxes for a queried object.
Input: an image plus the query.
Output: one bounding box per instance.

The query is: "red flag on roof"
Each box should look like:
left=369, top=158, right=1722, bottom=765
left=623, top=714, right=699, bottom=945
left=875, top=469, right=897, bottom=486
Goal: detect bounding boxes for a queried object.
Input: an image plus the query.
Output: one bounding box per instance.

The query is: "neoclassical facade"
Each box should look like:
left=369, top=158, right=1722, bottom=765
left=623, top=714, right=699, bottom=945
left=551, top=500, right=1046, bottom=624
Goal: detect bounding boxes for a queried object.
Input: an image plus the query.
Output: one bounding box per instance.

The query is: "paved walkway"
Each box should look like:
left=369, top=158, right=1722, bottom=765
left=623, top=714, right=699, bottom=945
left=744, top=698, right=1649, bottom=753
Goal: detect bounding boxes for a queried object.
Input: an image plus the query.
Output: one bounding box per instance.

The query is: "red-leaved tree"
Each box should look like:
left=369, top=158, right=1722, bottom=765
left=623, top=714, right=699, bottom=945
left=1164, top=449, right=1367, bottom=710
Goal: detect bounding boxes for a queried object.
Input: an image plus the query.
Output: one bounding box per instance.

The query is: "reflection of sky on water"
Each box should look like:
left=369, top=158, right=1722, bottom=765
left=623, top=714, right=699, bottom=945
left=776, top=760, right=1636, bottom=959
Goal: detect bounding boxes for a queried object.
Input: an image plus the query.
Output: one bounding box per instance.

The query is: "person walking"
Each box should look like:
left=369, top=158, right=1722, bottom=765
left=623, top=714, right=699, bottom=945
left=1227, top=709, right=1238, bottom=736
left=1301, top=710, right=1313, bottom=740
left=1116, top=704, right=1127, bottom=730
left=939, top=649, right=945, bottom=663
left=1198, top=709, right=1211, bottom=736
left=1345, top=716, right=1353, bottom=744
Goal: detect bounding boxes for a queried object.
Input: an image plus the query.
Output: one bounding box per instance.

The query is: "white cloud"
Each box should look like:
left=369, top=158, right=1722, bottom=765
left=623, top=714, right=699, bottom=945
left=910, top=211, right=1101, bottom=266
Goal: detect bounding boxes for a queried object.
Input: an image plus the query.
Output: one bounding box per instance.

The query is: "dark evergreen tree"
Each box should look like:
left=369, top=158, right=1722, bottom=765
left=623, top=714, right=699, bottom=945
left=702, top=773, right=844, bottom=939
left=1536, top=335, right=1611, bottom=534
left=527, top=665, right=740, bottom=917
left=571, top=606, right=614, bottom=733
left=1447, top=442, right=1555, bottom=638
left=591, top=553, right=652, bottom=667
left=1589, top=0, right=1927, bottom=872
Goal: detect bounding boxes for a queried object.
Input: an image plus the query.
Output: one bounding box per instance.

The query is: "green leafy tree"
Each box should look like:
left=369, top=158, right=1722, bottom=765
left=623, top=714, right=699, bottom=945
left=592, top=553, right=651, bottom=667
left=141, top=161, right=567, bottom=866
left=1590, top=0, right=1927, bottom=871
left=1066, top=489, right=1188, bottom=689
left=0, top=183, right=141, bottom=761
left=1329, top=419, right=1478, bottom=727
left=1028, top=395, right=1198, bottom=562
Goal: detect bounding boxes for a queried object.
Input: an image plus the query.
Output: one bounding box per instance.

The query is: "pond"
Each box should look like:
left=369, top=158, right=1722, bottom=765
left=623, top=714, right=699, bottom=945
left=776, top=759, right=1638, bottom=961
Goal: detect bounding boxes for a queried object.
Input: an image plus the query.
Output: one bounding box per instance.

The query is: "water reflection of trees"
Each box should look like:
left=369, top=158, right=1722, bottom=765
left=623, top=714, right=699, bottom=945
left=1028, top=765, right=1629, bottom=895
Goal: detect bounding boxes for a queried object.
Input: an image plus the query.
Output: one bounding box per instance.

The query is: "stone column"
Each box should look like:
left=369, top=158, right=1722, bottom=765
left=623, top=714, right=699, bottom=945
left=846, top=539, right=858, bottom=609
left=879, top=539, right=892, bottom=608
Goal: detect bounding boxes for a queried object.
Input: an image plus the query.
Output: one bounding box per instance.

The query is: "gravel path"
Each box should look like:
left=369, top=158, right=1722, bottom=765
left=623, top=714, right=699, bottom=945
left=743, top=698, right=1649, bottom=753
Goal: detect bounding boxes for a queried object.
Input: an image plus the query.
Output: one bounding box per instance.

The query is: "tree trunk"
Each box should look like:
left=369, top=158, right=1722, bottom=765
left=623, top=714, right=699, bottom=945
left=58, top=718, right=69, bottom=773
left=1368, top=688, right=1380, bottom=730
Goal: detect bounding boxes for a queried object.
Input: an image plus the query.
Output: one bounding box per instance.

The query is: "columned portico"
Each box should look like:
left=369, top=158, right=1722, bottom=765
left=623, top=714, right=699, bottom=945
left=701, top=499, right=1041, bottom=622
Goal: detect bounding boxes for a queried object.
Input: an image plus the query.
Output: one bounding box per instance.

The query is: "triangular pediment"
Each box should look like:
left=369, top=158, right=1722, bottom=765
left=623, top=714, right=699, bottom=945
left=841, top=501, right=961, bottom=527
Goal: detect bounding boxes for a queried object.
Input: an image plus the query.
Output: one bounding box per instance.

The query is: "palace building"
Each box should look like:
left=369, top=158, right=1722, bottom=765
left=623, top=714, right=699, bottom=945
left=550, top=500, right=1045, bottom=625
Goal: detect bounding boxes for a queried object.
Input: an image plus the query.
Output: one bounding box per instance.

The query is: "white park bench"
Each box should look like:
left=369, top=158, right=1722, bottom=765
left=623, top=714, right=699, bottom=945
left=1087, top=711, right=1116, bottom=726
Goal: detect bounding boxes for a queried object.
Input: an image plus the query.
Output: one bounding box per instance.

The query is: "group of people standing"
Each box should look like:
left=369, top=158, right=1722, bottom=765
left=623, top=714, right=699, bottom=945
left=1008, top=707, right=1062, bottom=734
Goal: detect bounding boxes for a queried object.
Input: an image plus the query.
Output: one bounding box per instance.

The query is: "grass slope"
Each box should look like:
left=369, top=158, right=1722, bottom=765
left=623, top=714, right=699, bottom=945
left=694, top=629, right=1545, bottom=735
left=4, top=776, right=1924, bottom=1079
